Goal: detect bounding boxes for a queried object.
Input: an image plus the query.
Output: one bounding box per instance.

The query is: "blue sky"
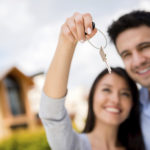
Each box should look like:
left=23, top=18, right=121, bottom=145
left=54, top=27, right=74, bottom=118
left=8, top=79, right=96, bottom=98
left=0, top=0, right=150, bottom=88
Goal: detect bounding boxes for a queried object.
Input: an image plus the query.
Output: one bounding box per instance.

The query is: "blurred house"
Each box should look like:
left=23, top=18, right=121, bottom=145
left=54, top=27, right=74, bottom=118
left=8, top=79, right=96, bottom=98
left=0, top=67, right=41, bottom=139
left=0, top=66, right=90, bottom=139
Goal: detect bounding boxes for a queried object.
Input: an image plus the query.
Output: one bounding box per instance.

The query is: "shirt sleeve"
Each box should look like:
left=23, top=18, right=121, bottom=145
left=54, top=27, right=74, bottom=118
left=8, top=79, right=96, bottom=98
left=39, top=91, right=80, bottom=150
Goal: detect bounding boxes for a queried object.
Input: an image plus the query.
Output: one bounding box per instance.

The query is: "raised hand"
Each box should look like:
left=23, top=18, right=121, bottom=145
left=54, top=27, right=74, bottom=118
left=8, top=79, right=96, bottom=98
left=59, top=12, right=97, bottom=45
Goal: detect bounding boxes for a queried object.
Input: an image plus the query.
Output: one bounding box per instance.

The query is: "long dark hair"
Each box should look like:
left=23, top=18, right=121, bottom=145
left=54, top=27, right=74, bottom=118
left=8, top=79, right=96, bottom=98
left=82, top=67, right=145, bottom=150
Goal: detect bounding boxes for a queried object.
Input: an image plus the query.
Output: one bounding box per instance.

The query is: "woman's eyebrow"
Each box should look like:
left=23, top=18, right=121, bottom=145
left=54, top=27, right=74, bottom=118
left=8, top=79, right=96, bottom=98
left=102, top=84, right=131, bottom=91
left=121, top=88, right=131, bottom=91
left=101, top=83, right=112, bottom=87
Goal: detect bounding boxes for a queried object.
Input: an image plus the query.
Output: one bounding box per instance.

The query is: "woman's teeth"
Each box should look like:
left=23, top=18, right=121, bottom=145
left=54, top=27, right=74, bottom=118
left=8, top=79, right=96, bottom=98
left=105, top=107, right=120, bottom=113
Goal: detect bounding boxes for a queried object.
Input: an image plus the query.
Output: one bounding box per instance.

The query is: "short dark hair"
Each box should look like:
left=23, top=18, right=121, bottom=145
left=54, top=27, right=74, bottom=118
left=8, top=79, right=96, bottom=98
left=107, top=10, right=150, bottom=45
left=83, top=67, right=145, bottom=150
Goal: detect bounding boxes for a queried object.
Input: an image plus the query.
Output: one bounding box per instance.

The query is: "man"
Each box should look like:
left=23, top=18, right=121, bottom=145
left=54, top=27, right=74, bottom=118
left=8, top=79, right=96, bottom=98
left=107, top=10, right=150, bottom=149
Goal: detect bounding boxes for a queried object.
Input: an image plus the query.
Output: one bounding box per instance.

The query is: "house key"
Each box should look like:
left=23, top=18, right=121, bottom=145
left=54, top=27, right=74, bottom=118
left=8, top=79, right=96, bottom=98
left=99, top=47, right=111, bottom=73
left=85, top=22, right=111, bottom=73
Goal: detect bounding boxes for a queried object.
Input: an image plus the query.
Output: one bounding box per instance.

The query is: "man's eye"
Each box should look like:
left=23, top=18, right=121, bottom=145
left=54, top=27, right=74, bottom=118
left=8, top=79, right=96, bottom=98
left=122, top=53, right=131, bottom=59
left=141, top=45, right=150, bottom=51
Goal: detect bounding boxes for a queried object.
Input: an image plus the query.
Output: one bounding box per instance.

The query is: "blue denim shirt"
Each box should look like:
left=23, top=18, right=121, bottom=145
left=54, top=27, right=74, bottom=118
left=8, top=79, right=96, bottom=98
left=140, top=87, right=150, bottom=150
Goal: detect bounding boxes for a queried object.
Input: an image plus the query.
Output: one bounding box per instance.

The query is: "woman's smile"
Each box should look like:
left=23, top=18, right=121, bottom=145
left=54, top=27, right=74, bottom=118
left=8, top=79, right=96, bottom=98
left=104, top=106, right=121, bottom=114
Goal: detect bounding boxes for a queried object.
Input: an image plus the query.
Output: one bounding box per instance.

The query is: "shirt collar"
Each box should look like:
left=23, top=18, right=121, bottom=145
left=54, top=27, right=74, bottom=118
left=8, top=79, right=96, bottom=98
left=140, top=87, right=150, bottom=117
left=140, top=87, right=149, bottom=105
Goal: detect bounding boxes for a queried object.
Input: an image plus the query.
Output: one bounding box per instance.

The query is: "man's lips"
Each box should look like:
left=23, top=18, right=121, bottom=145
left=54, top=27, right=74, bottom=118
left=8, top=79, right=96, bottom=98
left=136, top=67, right=150, bottom=75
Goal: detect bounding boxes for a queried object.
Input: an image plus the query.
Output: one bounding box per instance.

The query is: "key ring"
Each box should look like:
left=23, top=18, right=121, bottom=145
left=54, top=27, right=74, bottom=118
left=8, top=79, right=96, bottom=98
left=86, top=22, right=107, bottom=50
left=88, top=28, right=107, bottom=49
left=85, top=22, right=111, bottom=74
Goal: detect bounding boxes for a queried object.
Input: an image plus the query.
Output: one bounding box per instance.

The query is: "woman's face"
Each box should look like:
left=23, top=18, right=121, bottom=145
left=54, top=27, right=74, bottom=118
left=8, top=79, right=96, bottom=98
left=93, top=73, right=133, bottom=126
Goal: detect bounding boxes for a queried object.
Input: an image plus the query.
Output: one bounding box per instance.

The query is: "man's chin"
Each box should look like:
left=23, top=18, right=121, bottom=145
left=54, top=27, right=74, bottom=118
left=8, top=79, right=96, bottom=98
left=135, top=79, right=150, bottom=89
left=127, top=72, right=150, bottom=88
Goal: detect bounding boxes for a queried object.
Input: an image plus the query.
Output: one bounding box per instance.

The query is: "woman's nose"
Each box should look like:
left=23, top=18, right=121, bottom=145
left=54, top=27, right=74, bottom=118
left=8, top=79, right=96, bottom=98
left=110, top=93, right=120, bottom=104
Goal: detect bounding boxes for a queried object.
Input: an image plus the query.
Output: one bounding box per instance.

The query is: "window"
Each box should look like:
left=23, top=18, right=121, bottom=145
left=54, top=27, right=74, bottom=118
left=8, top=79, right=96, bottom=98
left=4, top=75, right=25, bottom=116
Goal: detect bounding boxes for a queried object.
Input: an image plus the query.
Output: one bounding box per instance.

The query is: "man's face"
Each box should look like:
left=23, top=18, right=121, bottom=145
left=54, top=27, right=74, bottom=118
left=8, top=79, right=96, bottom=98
left=116, top=25, right=150, bottom=89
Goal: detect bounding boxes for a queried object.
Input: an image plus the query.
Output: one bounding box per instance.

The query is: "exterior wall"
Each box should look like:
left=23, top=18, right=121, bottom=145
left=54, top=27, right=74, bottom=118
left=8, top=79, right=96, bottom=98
left=28, top=75, right=45, bottom=114
left=0, top=95, right=4, bottom=139
left=0, top=68, right=37, bottom=139
left=20, top=80, right=35, bottom=128
left=65, top=86, right=89, bottom=130
left=0, top=82, right=11, bottom=139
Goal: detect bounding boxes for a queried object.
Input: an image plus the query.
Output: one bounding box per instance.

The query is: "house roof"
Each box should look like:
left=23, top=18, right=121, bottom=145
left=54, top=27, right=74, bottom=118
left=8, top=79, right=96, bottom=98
left=0, top=66, right=34, bottom=86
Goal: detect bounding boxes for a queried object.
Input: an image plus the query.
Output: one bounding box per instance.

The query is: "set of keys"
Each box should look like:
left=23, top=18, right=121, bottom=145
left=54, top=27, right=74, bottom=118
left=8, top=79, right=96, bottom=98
left=85, top=22, right=111, bottom=74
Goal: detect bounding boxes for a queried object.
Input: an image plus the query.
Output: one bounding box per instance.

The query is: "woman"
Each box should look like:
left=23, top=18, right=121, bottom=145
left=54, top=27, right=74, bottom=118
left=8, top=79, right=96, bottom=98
left=39, top=12, right=145, bottom=150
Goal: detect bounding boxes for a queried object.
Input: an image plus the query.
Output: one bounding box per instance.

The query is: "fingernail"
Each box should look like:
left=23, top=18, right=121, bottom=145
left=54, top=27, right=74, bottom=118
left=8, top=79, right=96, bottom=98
left=87, top=28, right=91, bottom=34
left=80, top=40, right=85, bottom=43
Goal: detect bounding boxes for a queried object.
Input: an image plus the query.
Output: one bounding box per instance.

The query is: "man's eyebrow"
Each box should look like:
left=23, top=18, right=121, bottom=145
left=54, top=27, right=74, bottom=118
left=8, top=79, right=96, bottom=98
left=136, top=41, right=150, bottom=49
left=119, top=41, right=150, bottom=57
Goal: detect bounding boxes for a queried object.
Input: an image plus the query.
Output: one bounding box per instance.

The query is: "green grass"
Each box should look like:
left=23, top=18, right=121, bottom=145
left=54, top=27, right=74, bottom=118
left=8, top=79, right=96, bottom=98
left=0, top=127, right=50, bottom=150
left=0, top=121, right=81, bottom=150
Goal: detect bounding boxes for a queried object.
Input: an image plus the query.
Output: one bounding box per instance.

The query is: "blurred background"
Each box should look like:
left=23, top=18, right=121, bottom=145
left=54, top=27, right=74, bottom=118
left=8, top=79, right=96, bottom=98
left=0, top=0, right=150, bottom=149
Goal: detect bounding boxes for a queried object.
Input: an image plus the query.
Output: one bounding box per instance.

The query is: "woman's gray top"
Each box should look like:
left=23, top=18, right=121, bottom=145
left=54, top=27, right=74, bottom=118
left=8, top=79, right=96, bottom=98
left=39, top=92, right=92, bottom=150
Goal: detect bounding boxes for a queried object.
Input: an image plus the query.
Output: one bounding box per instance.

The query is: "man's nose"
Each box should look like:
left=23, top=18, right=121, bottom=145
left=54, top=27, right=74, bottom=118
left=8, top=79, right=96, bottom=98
left=132, top=51, right=147, bottom=67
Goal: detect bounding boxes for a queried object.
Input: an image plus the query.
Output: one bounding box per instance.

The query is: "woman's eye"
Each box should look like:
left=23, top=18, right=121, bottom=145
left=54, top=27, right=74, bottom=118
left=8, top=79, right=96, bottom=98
left=102, top=88, right=110, bottom=92
left=121, top=92, right=131, bottom=97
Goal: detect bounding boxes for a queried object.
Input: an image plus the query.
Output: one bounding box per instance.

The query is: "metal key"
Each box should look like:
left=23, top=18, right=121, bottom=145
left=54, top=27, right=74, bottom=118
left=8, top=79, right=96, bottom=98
left=99, top=47, right=111, bottom=74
